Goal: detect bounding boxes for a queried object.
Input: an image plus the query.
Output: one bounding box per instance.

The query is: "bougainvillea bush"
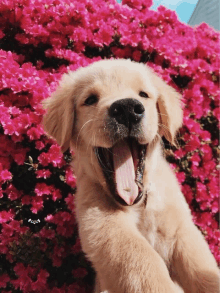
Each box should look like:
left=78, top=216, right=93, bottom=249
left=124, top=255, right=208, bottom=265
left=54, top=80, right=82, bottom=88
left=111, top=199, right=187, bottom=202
left=0, top=0, right=219, bottom=291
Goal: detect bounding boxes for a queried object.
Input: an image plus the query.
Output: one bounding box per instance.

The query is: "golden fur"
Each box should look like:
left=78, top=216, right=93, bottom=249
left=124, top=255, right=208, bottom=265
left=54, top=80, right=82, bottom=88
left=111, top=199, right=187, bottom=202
left=43, top=59, right=219, bottom=293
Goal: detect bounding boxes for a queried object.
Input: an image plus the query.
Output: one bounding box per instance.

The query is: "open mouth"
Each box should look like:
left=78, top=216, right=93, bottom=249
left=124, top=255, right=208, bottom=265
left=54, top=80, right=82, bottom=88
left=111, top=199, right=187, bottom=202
left=95, top=138, right=147, bottom=206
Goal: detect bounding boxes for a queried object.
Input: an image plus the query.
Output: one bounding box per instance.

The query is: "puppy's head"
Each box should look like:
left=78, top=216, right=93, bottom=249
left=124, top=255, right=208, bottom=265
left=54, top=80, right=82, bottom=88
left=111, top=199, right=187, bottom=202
left=43, top=59, right=182, bottom=206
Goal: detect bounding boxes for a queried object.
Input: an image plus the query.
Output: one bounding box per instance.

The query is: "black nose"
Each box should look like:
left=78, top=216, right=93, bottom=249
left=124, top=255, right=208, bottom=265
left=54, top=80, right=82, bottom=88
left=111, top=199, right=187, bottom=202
left=109, top=98, right=145, bottom=127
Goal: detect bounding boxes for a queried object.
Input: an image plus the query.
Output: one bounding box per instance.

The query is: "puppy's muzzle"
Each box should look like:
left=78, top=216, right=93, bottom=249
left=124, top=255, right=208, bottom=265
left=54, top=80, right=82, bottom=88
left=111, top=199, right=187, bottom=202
left=109, top=98, right=145, bottom=129
left=95, top=98, right=147, bottom=206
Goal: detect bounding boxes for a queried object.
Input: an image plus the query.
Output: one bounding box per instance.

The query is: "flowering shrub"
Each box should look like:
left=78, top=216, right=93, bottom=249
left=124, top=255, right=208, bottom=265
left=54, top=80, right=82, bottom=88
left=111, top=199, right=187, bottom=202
left=0, top=0, right=219, bottom=291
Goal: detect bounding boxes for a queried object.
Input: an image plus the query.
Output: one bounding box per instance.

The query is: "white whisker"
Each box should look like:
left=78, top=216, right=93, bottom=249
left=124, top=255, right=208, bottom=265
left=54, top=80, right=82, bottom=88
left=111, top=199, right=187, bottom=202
left=76, top=119, right=94, bottom=151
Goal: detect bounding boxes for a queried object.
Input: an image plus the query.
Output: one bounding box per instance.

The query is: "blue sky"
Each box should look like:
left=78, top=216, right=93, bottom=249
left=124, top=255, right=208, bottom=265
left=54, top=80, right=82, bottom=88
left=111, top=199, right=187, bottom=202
left=117, top=0, right=199, bottom=24
left=151, top=0, right=199, bottom=23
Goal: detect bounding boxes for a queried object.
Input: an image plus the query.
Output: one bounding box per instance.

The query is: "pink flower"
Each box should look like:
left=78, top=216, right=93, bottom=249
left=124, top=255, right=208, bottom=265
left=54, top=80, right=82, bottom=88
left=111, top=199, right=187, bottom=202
left=184, top=118, right=201, bottom=133
left=201, top=145, right=213, bottom=161
left=182, top=184, right=193, bottom=204
left=38, top=152, right=51, bottom=166
left=195, top=212, right=218, bottom=229
left=35, top=183, right=52, bottom=196
left=202, top=161, right=216, bottom=174
left=35, top=140, right=45, bottom=150
left=3, top=122, right=17, bottom=136
left=52, top=245, right=66, bottom=267
left=132, top=50, right=142, bottom=61
left=190, top=152, right=201, bottom=166
left=65, top=167, right=76, bottom=188
left=211, top=199, right=219, bottom=214
left=122, top=0, right=153, bottom=10
left=140, top=35, right=150, bottom=50
left=5, top=184, right=22, bottom=200
left=0, top=170, right=12, bottom=182
left=207, top=177, right=219, bottom=199
left=174, top=149, right=186, bottom=159
left=187, top=101, right=203, bottom=119
left=27, top=125, right=44, bottom=140
left=72, top=238, right=82, bottom=254
left=176, top=172, right=185, bottom=184
left=31, top=197, right=44, bottom=213
left=65, top=193, right=75, bottom=211
left=0, top=273, right=10, bottom=288
left=196, top=181, right=214, bottom=210
left=14, top=152, right=27, bottom=165
left=31, top=269, right=49, bottom=291
left=94, top=26, right=114, bottom=46
left=0, top=30, right=5, bottom=39
left=184, top=135, right=200, bottom=152
left=52, top=189, right=62, bottom=201
left=111, top=46, right=132, bottom=58
left=0, top=211, right=14, bottom=223
left=36, top=169, right=51, bottom=179
left=38, top=145, right=64, bottom=167
left=39, top=228, right=55, bottom=239
left=12, top=264, right=35, bottom=291
left=213, top=107, right=220, bottom=121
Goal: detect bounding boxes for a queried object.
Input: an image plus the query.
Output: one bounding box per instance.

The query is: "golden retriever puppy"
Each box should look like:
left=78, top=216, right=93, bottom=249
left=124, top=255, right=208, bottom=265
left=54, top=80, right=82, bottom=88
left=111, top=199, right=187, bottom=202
left=43, top=59, right=219, bottom=293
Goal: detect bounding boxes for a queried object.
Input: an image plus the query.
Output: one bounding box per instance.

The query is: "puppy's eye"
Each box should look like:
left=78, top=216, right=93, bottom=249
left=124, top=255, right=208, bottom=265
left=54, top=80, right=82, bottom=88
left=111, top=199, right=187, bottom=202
left=139, top=91, right=149, bottom=98
left=84, top=94, right=98, bottom=106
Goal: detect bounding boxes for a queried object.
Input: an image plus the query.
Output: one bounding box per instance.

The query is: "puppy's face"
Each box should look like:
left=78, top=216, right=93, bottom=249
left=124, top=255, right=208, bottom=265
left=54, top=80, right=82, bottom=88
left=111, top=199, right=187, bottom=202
left=43, top=60, right=182, bottom=206
left=74, top=61, right=158, bottom=148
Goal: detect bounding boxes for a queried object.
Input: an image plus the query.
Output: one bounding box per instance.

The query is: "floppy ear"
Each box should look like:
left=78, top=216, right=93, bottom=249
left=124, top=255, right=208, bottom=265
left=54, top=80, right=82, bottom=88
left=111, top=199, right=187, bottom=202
left=42, top=73, right=75, bottom=152
left=151, top=71, right=183, bottom=146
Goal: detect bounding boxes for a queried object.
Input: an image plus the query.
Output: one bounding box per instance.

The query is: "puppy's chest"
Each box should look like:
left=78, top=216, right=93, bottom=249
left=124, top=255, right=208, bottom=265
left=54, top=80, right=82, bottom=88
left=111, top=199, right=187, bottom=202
left=136, top=208, right=172, bottom=265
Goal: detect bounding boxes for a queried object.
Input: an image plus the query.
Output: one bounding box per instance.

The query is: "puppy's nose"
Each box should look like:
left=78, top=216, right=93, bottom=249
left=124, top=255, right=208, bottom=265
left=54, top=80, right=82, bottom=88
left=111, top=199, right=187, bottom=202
left=109, top=98, right=145, bottom=126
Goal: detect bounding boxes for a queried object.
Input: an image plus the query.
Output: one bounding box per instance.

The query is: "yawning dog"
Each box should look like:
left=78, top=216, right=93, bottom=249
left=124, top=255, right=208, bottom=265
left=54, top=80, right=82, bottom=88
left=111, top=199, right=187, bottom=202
left=43, top=59, right=219, bottom=293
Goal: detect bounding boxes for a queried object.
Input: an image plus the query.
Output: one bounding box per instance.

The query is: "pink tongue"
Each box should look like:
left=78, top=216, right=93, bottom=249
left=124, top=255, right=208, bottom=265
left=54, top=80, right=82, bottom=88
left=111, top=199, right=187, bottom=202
left=112, top=140, right=138, bottom=205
